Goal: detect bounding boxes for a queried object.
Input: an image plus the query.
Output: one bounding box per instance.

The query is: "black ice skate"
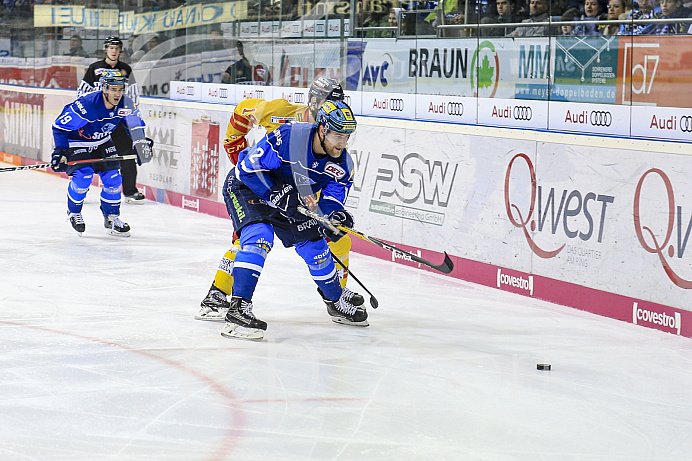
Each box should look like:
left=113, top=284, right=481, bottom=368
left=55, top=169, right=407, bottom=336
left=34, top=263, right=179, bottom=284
left=318, top=287, right=369, bottom=327
left=67, top=211, right=85, bottom=235
left=103, top=214, right=131, bottom=237
left=124, top=191, right=146, bottom=204
left=195, top=283, right=230, bottom=322
left=221, top=296, right=267, bottom=340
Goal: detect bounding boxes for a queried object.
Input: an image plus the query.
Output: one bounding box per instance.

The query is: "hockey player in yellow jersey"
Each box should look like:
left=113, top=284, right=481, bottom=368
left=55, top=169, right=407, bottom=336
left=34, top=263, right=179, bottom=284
left=196, top=77, right=354, bottom=321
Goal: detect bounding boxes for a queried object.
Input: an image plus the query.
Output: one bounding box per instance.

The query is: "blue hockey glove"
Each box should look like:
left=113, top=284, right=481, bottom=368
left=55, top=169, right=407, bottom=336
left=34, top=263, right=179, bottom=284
left=319, top=209, right=354, bottom=242
left=50, top=147, right=70, bottom=172
left=133, top=137, right=154, bottom=165
left=268, top=184, right=306, bottom=221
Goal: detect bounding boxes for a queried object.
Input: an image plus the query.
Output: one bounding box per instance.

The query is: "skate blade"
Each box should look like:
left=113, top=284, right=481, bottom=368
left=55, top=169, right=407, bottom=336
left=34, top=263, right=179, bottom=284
left=194, top=312, right=227, bottom=322
left=221, top=323, right=264, bottom=340
left=331, top=317, right=369, bottom=327
left=124, top=198, right=146, bottom=205
left=106, top=229, right=131, bottom=238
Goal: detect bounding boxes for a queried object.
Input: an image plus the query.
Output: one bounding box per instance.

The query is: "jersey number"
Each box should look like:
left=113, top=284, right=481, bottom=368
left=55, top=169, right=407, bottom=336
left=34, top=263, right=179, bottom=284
left=59, top=114, right=72, bottom=125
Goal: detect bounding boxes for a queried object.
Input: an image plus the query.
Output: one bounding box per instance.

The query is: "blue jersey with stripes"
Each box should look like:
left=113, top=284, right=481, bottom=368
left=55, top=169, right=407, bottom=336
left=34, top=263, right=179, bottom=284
left=236, top=123, right=354, bottom=216
left=52, top=90, right=146, bottom=150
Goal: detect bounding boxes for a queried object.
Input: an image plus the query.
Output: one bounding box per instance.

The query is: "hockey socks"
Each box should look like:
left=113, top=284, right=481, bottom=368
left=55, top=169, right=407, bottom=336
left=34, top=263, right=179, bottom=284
left=294, top=239, right=342, bottom=300
left=232, top=224, right=273, bottom=300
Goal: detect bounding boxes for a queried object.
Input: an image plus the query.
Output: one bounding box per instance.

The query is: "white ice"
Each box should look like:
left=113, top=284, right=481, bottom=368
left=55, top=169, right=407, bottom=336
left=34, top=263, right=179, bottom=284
left=1, top=166, right=692, bottom=461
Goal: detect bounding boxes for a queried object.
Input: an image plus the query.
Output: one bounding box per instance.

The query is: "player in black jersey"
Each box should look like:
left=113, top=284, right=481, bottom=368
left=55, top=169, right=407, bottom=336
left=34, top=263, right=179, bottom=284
left=77, top=37, right=146, bottom=204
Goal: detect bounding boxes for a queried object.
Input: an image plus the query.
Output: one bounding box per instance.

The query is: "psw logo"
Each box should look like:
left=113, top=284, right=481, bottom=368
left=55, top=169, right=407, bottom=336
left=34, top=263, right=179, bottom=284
left=373, top=153, right=457, bottom=206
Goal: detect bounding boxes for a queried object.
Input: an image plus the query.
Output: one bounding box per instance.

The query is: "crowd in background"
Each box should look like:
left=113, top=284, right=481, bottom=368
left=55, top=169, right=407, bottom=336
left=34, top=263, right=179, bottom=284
left=2, top=0, right=692, bottom=61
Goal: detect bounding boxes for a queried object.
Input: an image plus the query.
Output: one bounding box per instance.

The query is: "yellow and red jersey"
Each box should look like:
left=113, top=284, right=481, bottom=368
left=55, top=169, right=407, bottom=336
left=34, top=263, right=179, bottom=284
left=226, top=98, right=311, bottom=140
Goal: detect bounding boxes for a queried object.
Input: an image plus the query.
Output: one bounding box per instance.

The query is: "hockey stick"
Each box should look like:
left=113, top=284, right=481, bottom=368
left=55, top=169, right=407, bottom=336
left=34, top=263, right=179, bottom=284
left=299, top=207, right=455, bottom=274
left=330, top=250, right=378, bottom=309
left=0, top=155, right=138, bottom=173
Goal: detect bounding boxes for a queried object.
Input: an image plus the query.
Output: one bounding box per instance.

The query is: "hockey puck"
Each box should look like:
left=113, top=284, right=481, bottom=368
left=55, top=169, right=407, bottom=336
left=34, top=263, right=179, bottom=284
left=537, top=363, right=551, bottom=371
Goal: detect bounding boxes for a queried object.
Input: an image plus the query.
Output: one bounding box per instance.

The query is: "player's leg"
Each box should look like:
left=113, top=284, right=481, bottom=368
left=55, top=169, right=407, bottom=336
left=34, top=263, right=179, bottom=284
left=328, top=234, right=352, bottom=288
left=112, top=123, right=144, bottom=203
left=66, top=165, right=95, bottom=235
left=219, top=173, right=271, bottom=339
left=99, top=168, right=130, bottom=237
left=293, top=238, right=368, bottom=326
left=196, top=238, right=241, bottom=322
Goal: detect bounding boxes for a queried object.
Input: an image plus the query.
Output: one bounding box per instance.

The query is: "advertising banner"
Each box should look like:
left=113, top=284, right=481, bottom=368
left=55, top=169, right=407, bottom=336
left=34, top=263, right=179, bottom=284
left=548, top=101, right=630, bottom=136
left=0, top=90, right=44, bottom=159
left=360, top=90, right=416, bottom=119
left=415, top=94, right=477, bottom=125
left=617, top=35, right=692, bottom=108
left=549, top=35, right=618, bottom=104
left=477, top=97, right=548, bottom=130
left=631, top=105, right=692, bottom=142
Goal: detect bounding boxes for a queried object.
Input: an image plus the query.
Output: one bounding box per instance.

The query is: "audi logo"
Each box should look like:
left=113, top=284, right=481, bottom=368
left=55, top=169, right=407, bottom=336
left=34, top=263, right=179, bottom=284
left=513, top=106, right=532, bottom=121
left=446, top=102, right=464, bottom=117
left=255, top=90, right=264, bottom=99
left=294, top=93, right=306, bottom=104
left=219, top=88, right=228, bottom=98
left=590, top=111, right=612, bottom=127
left=681, top=115, right=692, bottom=132
left=186, top=86, right=194, bottom=95
left=389, top=98, right=404, bottom=112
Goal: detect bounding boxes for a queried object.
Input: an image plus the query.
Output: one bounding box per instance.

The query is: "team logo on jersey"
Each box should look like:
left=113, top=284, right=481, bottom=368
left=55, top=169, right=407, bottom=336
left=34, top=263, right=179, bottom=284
left=117, top=108, right=132, bottom=116
left=270, top=116, right=296, bottom=125
left=324, top=163, right=346, bottom=179
left=293, top=172, right=315, bottom=186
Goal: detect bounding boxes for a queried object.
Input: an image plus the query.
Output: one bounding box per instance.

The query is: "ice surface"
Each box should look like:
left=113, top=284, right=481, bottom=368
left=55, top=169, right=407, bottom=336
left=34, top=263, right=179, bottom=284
left=1, top=166, right=692, bottom=460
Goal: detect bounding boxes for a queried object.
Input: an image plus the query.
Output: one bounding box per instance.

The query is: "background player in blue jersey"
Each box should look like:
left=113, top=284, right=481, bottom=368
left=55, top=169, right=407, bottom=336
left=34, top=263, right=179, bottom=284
left=220, top=100, right=367, bottom=340
left=77, top=36, right=146, bottom=204
left=51, top=69, right=153, bottom=237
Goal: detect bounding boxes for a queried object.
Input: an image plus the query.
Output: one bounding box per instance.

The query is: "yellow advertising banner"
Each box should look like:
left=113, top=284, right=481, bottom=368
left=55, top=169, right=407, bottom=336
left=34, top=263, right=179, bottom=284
left=34, top=3, right=247, bottom=33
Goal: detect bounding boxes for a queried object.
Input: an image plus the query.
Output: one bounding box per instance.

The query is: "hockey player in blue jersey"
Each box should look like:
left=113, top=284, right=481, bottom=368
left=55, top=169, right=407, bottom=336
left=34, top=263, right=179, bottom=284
left=51, top=69, right=153, bottom=237
left=220, top=100, right=367, bottom=340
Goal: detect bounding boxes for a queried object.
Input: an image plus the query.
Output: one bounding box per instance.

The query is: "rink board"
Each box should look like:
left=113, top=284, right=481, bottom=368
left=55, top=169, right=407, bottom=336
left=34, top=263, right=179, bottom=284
left=1, top=84, right=691, bottom=338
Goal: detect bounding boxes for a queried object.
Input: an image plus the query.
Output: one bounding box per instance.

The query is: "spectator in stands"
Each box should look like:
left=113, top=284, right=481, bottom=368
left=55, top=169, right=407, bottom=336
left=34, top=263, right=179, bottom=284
left=363, top=7, right=392, bottom=37
left=481, top=0, right=521, bottom=36
left=432, top=0, right=467, bottom=36
left=601, top=0, right=631, bottom=34
left=65, top=35, right=89, bottom=58
left=388, top=6, right=401, bottom=29
left=560, top=7, right=580, bottom=34
left=573, top=0, right=607, bottom=35
left=221, top=41, right=252, bottom=84
left=637, top=0, right=689, bottom=33
left=620, top=0, right=660, bottom=34
left=510, top=0, right=551, bottom=36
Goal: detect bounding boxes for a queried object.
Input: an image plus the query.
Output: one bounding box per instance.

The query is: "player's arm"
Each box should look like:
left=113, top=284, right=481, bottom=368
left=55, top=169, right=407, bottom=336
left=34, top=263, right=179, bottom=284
left=76, top=65, right=97, bottom=98
left=122, top=103, right=153, bottom=164
left=126, top=70, right=139, bottom=107
left=236, top=128, right=285, bottom=198
left=52, top=103, right=90, bottom=147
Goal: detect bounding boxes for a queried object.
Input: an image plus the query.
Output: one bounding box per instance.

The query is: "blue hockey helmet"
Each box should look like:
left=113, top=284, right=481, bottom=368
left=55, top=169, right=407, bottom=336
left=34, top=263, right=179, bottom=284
left=317, top=100, right=357, bottom=135
left=100, top=69, right=127, bottom=88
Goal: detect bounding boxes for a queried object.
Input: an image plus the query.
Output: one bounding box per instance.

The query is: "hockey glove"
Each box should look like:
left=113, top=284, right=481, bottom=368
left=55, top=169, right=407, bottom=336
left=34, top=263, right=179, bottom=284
left=133, top=137, right=154, bottom=165
left=319, top=209, right=354, bottom=242
left=223, top=136, right=248, bottom=165
left=268, top=184, right=306, bottom=221
left=50, top=147, right=70, bottom=172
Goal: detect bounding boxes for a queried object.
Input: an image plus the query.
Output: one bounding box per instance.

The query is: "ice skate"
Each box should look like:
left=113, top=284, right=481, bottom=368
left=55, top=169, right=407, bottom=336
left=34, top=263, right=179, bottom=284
left=221, top=296, right=267, bottom=340
left=124, top=191, right=145, bottom=204
left=195, top=284, right=230, bottom=322
left=103, top=214, right=131, bottom=237
left=319, top=287, right=369, bottom=326
left=67, top=211, right=85, bottom=236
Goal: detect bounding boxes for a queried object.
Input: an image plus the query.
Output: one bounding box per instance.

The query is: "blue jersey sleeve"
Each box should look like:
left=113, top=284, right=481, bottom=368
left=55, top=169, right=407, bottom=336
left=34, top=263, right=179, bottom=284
left=236, top=127, right=286, bottom=199
left=52, top=102, right=90, bottom=148
left=318, top=166, right=353, bottom=215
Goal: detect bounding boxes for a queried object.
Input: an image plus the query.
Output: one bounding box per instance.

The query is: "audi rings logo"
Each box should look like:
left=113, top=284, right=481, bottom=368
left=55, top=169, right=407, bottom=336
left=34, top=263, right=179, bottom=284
left=680, top=115, right=692, bottom=132
left=590, top=111, right=612, bottom=127
left=294, top=93, right=306, bottom=104
left=344, top=95, right=352, bottom=106
left=446, top=102, right=464, bottom=117
left=389, top=98, right=404, bottom=112
left=219, top=88, right=228, bottom=98
left=513, top=106, right=532, bottom=121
